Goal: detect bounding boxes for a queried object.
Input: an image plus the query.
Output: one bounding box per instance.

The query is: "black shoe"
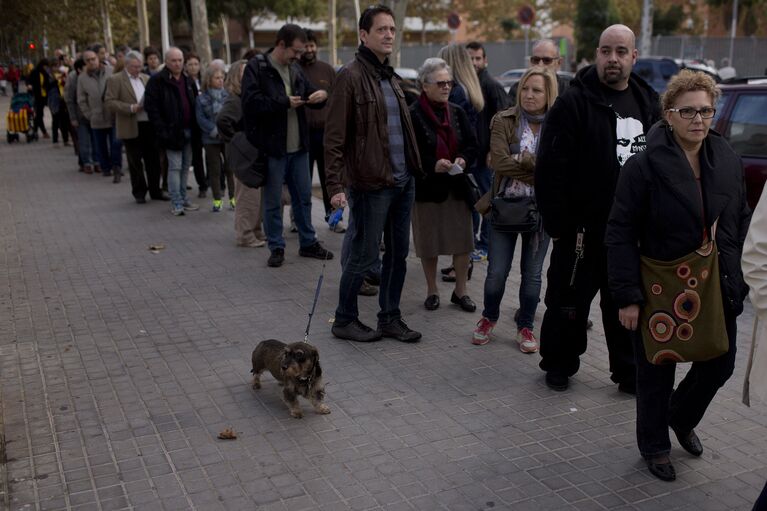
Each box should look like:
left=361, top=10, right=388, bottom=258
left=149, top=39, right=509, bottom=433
left=332, top=319, right=382, bottom=342
left=671, top=427, right=703, bottom=457
left=198, top=190, right=207, bottom=198
left=450, top=292, right=476, bottom=312
left=364, top=273, right=381, bottom=286
left=379, top=319, right=421, bottom=343
left=424, top=295, right=440, bottom=311
left=618, top=379, right=636, bottom=395
left=646, top=458, right=676, bottom=481
left=440, top=266, right=453, bottom=276
left=267, top=248, right=285, bottom=267
left=545, top=372, right=569, bottom=391
left=358, top=281, right=378, bottom=296
left=299, top=242, right=334, bottom=260
left=135, top=197, right=147, bottom=204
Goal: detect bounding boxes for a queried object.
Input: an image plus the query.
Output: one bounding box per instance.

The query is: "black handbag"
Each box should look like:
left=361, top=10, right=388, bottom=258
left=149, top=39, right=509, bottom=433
left=464, top=173, right=482, bottom=210
left=490, top=194, right=540, bottom=232
left=227, top=132, right=267, bottom=188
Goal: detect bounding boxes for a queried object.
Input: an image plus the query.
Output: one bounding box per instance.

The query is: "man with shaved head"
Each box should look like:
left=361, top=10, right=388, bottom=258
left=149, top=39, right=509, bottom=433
left=534, top=24, right=661, bottom=392
left=507, top=38, right=571, bottom=105
left=144, top=47, right=200, bottom=215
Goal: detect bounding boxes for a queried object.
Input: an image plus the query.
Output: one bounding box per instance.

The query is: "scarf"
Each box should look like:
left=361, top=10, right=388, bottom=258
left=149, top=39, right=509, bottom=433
left=209, top=88, right=227, bottom=115
left=418, top=91, right=458, bottom=161
left=520, top=108, right=546, bottom=125
left=357, top=44, right=395, bottom=80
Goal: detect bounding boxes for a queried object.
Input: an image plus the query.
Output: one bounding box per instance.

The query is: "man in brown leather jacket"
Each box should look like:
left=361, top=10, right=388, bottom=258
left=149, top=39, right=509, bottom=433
left=324, top=4, right=424, bottom=343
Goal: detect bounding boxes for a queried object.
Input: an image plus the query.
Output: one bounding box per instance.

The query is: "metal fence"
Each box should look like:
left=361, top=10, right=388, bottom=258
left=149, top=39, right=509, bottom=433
left=335, top=36, right=766, bottom=77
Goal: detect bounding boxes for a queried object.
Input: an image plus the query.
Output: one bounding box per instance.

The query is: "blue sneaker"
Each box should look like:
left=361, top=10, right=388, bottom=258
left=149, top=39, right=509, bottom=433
left=471, top=249, right=488, bottom=262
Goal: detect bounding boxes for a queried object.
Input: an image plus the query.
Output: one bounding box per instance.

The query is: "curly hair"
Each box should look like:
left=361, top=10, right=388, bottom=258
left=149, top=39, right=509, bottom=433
left=661, top=69, right=720, bottom=111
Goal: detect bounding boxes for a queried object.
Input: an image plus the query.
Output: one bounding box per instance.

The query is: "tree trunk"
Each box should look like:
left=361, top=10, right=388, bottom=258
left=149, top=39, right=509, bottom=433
left=136, top=0, right=149, bottom=50
left=382, top=0, right=407, bottom=67
left=101, top=0, right=114, bottom=55
left=190, top=0, right=212, bottom=64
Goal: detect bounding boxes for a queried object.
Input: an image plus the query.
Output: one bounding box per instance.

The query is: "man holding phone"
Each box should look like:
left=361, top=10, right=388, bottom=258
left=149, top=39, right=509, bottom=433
left=242, top=24, right=333, bottom=267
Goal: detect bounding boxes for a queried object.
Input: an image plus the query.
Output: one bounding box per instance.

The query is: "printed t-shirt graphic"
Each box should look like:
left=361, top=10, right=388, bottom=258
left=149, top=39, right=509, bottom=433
left=602, top=84, right=647, bottom=167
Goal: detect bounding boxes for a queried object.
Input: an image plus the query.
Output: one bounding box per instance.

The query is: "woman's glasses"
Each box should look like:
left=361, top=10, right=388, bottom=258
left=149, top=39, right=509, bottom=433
left=427, top=80, right=454, bottom=89
left=667, top=107, right=716, bottom=119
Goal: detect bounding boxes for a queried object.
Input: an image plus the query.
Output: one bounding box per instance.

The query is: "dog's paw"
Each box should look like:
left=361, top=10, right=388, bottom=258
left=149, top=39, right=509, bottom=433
left=290, top=410, right=303, bottom=419
left=315, top=404, right=331, bottom=415
left=252, top=380, right=261, bottom=390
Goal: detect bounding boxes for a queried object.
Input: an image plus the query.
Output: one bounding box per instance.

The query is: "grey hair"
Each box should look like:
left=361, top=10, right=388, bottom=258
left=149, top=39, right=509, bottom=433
left=417, top=57, right=451, bottom=88
left=164, top=46, right=183, bottom=62
left=125, top=50, right=143, bottom=63
left=532, top=39, right=560, bottom=56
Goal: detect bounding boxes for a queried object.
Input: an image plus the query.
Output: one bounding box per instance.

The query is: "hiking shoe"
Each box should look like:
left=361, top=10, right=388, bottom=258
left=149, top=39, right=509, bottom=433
left=183, top=202, right=200, bottom=211
left=212, top=199, right=222, bottom=212
left=358, top=281, right=378, bottom=296
left=545, top=372, right=569, bottom=391
left=299, top=242, right=334, bottom=260
left=472, top=317, right=495, bottom=345
left=516, top=328, right=539, bottom=353
left=332, top=319, right=382, bottom=342
left=267, top=248, right=285, bottom=267
left=171, top=206, right=185, bottom=216
left=379, top=319, right=421, bottom=343
left=470, top=249, right=488, bottom=262
left=229, top=198, right=236, bottom=210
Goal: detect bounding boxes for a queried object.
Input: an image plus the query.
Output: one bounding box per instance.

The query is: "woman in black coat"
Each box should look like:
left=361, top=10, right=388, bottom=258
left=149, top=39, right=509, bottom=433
left=606, top=70, right=751, bottom=482
left=409, top=57, right=478, bottom=313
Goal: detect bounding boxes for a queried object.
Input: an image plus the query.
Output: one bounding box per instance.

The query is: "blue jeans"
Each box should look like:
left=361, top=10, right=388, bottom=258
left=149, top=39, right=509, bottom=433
left=77, top=122, right=95, bottom=166
left=93, top=126, right=123, bottom=173
left=341, top=209, right=382, bottom=280
left=482, top=227, right=550, bottom=328
left=166, top=131, right=192, bottom=209
left=264, top=151, right=316, bottom=250
left=335, top=177, right=415, bottom=326
left=470, top=163, right=493, bottom=251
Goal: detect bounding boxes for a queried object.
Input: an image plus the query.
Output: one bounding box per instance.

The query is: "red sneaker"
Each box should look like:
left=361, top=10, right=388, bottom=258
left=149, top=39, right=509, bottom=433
left=516, top=327, right=539, bottom=353
left=472, top=317, right=495, bottom=345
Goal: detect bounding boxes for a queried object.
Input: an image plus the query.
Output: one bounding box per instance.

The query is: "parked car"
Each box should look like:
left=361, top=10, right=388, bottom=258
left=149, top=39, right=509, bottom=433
left=714, top=80, right=767, bottom=208
left=677, top=59, right=721, bottom=82
left=633, top=56, right=680, bottom=93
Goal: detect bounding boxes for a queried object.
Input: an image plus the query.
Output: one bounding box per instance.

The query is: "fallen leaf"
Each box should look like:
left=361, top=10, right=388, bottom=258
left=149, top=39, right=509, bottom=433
left=148, top=243, right=165, bottom=253
left=218, top=427, right=237, bottom=440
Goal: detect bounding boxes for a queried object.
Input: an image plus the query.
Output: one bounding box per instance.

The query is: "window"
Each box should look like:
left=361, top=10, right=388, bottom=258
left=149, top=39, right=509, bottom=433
left=727, top=93, right=767, bottom=157
left=634, top=61, right=653, bottom=82
left=713, top=93, right=729, bottom=123
left=660, top=61, right=678, bottom=80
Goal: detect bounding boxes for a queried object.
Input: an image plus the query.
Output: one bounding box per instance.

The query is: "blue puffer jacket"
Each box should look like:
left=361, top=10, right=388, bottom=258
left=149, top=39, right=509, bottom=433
left=196, top=88, right=228, bottom=145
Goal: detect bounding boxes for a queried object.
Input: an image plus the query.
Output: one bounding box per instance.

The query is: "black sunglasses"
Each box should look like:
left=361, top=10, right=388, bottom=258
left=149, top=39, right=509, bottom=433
left=530, top=56, right=558, bottom=65
left=427, top=80, right=454, bottom=89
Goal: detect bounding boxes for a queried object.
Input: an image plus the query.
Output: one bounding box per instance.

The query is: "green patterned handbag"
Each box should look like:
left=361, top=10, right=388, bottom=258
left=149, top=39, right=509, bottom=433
left=639, top=239, right=729, bottom=364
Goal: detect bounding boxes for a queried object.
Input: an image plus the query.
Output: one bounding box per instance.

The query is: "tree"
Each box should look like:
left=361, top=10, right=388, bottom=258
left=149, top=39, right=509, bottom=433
left=653, top=4, right=684, bottom=35
left=381, top=0, right=408, bottom=66
left=407, top=0, right=450, bottom=44
left=190, top=0, right=212, bottom=62
left=575, top=0, right=620, bottom=61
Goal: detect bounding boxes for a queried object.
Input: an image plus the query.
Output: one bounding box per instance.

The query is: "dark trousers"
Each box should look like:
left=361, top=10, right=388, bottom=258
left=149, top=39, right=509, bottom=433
left=335, top=177, right=414, bottom=326
left=93, top=126, right=123, bottom=173
left=539, top=230, right=635, bottom=383
left=633, top=314, right=737, bottom=458
left=51, top=109, right=70, bottom=144
left=308, top=128, right=332, bottom=218
left=205, top=144, right=233, bottom=200
left=33, top=97, right=48, bottom=136
left=192, top=132, right=207, bottom=192
left=469, top=163, right=493, bottom=251
left=123, top=122, right=162, bottom=200
left=754, top=481, right=767, bottom=511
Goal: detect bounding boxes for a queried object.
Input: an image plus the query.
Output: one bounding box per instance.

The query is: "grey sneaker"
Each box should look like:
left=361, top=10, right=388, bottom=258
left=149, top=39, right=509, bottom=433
left=171, top=206, right=185, bottom=216
left=332, top=319, right=382, bottom=342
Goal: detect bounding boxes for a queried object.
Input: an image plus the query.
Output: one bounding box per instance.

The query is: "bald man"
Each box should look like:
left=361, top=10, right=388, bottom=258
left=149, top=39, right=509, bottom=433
left=508, top=39, right=571, bottom=105
left=534, top=25, right=661, bottom=393
left=144, top=47, right=200, bottom=215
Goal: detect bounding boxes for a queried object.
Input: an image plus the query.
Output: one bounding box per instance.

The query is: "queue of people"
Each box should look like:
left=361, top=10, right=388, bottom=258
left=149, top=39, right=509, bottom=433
left=11, top=8, right=763, bottom=490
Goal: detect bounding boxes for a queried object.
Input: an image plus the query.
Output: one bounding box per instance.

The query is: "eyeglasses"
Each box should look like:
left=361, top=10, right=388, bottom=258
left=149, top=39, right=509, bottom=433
left=427, top=80, right=454, bottom=89
left=530, top=56, right=558, bottom=65
left=667, top=107, right=716, bottom=119
left=289, top=47, right=305, bottom=55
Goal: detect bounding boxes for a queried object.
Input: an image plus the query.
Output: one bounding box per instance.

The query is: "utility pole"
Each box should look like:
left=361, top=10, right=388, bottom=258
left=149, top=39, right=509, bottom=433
left=190, top=0, right=212, bottom=63
left=328, top=0, right=337, bottom=66
left=728, top=0, right=738, bottom=64
left=160, top=0, right=170, bottom=55
left=136, top=0, right=150, bottom=50
left=639, top=0, right=653, bottom=56
left=221, top=15, right=231, bottom=65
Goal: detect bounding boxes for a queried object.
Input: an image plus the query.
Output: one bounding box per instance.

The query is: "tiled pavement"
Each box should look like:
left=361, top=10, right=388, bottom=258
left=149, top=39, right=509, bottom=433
left=0, top=100, right=766, bottom=511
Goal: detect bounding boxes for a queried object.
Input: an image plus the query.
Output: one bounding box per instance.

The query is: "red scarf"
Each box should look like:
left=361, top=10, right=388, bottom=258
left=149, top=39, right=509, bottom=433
left=418, top=92, right=458, bottom=162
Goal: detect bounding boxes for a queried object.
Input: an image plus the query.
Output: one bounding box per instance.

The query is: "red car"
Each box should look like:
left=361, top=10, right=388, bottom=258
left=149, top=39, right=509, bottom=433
left=713, top=79, right=767, bottom=209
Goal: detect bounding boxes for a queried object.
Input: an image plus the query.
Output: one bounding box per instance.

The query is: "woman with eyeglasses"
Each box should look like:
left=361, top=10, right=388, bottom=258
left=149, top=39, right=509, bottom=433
left=472, top=67, right=558, bottom=350
left=409, top=57, right=478, bottom=312
left=606, top=70, right=751, bottom=481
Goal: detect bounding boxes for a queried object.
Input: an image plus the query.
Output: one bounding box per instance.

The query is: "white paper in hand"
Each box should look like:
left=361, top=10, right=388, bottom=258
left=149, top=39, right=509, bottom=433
left=448, top=163, right=463, bottom=176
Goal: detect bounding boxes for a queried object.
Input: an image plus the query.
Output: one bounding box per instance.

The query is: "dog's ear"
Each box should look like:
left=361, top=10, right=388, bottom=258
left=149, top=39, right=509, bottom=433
left=312, top=351, right=322, bottom=378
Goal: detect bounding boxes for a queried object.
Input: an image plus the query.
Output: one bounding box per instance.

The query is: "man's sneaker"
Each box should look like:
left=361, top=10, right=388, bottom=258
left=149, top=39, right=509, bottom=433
left=171, top=206, right=185, bottom=216
left=299, top=242, right=334, bottom=260
left=183, top=202, right=200, bottom=211
left=332, top=319, right=382, bottom=342
left=379, top=319, right=421, bottom=343
left=470, top=249, right=488, bottom=262
left=212, top=199, right=222, bottom=212
left=229, top=198, right=236, bottom=210
left=267, top=248, right=285, bottom=267
left=516, top=328, right=539, bottom=353
left=472, top=317, right=495, bottom=345
left=545, top=372, right=569, bottom=391
left=358, top=280, right=378, bottom=296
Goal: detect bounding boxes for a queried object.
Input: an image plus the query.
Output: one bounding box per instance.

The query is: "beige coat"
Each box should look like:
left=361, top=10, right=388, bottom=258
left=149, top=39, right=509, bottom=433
left=105, top=70, right=148, bottom=140
left=77, top=66, right=114, bottom=129
left=741, top=185, right=767, bottom=405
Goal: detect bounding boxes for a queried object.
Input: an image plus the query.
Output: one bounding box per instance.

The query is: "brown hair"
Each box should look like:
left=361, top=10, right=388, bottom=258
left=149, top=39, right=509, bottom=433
left=661, top=69, right=720, bottom=111
left=225, top=60, right=248, bottom=96
left=515, top=66, right=559, bottom=113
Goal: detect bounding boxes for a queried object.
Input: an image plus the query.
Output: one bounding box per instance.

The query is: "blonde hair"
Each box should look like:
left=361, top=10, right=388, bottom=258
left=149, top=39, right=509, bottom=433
left=225, top=60, right=248, bottom=96
left=201, top=64, right=225, bottom=92
left=515, top=67, right=559, bottom=113
left=661, top=69, right=720, bottom=111
left=437, top=44, right=484, bottom=113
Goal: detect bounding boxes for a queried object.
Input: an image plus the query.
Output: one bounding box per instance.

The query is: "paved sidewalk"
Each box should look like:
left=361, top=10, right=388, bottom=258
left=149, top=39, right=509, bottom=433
left=1, top=100, right=766, bottom=511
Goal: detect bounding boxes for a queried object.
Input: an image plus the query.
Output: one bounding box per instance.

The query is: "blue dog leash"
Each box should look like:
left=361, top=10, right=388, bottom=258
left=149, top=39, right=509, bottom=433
left=303, top=235, right=335, bottom=344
